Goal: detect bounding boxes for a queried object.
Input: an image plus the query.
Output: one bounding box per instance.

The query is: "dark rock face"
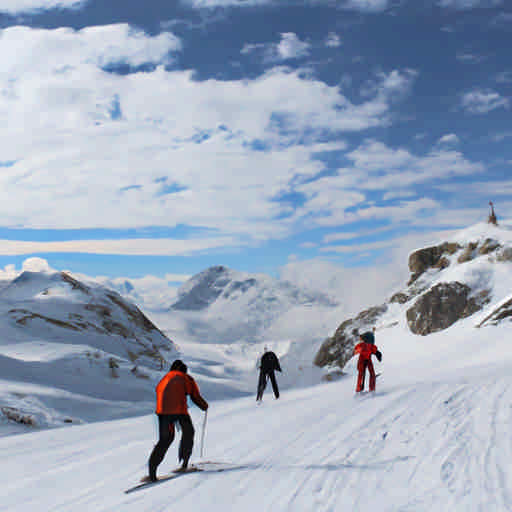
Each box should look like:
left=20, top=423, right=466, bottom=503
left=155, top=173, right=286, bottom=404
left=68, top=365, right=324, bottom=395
left=408, top=242, right=460, bottom=285
left=406, top=282, right=491, bottom=335
left=478, top=238, right=501, bottom=255
left=389, top=292, right=409, bottom=304
left=476, top=298, right=512, bottom=328
left=496, top=248, right=512, bottom=262
left=314, top=304, right=387, bottom=369
left=457, top=242, right=478, bottom=264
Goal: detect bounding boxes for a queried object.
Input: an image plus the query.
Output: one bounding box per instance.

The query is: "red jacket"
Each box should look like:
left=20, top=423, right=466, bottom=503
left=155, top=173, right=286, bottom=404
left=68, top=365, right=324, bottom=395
left=155, top=370, right=208, bottom=415
left=353, top=342, right=378, bottom=360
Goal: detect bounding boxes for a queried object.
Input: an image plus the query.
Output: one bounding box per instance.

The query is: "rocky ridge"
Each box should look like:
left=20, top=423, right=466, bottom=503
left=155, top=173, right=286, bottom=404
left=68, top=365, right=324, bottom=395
left=314, top=224, right=512, bottom=371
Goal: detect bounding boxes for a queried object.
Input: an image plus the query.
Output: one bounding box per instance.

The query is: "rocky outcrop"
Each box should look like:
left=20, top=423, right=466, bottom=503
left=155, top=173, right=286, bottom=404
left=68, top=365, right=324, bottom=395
left=496, top=247, right=512, bottom=262
left=317, top=227, right=511, bottom=375
left=476, top=298, right=512, bottom=328
left=406, top=282, right=491, bottom=335
left=389, top=292, right=409, bottom=304
left=408, top=242, right=460, bottom=285
left=314, top=305, right=387, bottom=369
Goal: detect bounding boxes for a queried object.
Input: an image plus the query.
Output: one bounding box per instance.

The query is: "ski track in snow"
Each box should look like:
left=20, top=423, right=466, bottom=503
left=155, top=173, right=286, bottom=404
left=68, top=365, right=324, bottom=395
left=1, top=370, right=512, bottom=511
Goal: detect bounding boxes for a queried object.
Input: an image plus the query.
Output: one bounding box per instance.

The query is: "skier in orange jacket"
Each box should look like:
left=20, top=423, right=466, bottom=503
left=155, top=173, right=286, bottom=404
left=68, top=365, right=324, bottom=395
left=353, top=331, right=382, bottom=393
left=148, top=359, right=208, bottom=481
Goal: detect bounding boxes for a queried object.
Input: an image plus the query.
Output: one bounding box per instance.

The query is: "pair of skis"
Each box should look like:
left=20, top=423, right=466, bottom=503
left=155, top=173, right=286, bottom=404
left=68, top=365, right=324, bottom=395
left=124, top=461, right=241, bottom=494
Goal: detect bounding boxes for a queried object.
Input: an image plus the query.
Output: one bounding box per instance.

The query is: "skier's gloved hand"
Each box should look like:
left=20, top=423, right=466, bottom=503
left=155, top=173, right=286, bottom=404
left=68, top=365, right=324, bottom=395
left=376, top=350, right=382, bottom=362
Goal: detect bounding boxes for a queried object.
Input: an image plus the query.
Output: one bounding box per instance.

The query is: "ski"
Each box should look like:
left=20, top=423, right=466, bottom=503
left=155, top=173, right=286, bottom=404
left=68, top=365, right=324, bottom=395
left=124, top=461, right=246, bottom=494
left=125, top=467, right=202, bottom=494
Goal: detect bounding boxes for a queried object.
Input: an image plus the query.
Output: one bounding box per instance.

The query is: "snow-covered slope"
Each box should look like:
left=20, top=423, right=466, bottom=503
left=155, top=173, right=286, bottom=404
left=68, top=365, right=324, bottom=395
left=1, top=351, right=511, bottom=511
left=0, top=270, right=178, bottom=433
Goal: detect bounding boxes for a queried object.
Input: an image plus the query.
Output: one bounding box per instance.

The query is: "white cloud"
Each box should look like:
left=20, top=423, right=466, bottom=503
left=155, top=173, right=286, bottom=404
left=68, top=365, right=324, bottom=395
left=22, top=257, right=54, bottom=272
left=342, top=0, right=389, bottom=11
left=382, top=189, right=416, bottom=201
left=0, top=24, right=417, bottom=243
left=361, top=69, right=418, bottom=101
left=0, top=25, right=181, bottom=74
left=242, top=33, right=310, bottom=62
left=438, top=133, right=460, bottom=145
left=438, top=0, right=502, bottom=8
left=0, top=0, right=84, bottom=14
left=435, top=180, right=512, bottom=197
left=320, top=239, right=395, bottom=254
left=183, top=0, right=390, bottom=12
left=297, top=139, right=484, bottom=227
left=456, top=52, right=486, bottom=63
left=276, top=33, right=310, bottom=60
left=460, top=89, right=510, bottom=114
left=323, top=226, right=393, bottom=243
left=0, top=238, right=236, bottom=256
left=281, top=225, right=480, bottom=315
left=325, top=32, right=342, bottom=48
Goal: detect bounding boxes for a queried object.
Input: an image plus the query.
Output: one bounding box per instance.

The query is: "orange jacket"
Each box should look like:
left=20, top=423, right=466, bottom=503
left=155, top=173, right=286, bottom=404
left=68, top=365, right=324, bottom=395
left=155, top=370, right=208, bottom=415
left=353, top=342, right=378, bottom=361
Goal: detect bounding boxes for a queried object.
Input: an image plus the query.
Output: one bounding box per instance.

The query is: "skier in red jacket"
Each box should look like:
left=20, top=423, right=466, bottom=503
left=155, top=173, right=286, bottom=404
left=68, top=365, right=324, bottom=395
left=353, top=331, right=382, bottom=393
left=147, top=359, right=208, bottom=481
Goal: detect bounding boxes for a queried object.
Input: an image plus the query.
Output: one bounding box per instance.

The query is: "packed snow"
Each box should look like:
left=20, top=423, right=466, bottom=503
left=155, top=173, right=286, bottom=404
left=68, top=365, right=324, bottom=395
left=1, top=221, right=512, bottom=510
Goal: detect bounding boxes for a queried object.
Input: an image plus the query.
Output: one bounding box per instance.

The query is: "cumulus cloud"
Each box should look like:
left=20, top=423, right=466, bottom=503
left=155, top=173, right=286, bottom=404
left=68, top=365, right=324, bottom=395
left=22, top=257, right=54, bottom=272
left=0, top=25, right=181, bottom=74
left=460, top=89, right=510, bottom=114
left=0, top=0, right=85, bottom=14
left=242, top=32, right=310, bottom=62
left=276, top=33, right=311, bottom=60
left=0, top=24, right=419, bottom=245
left=0, top=257, right=54, bottom=280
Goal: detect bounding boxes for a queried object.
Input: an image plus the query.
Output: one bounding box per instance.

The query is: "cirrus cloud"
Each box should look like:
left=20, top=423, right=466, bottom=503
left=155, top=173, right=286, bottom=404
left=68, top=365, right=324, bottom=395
left=183, top=0, right=390, bottom=13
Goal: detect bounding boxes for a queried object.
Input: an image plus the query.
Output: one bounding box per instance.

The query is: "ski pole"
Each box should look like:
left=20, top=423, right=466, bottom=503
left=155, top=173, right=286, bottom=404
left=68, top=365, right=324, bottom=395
left=200, top=409, right=208, bottom=459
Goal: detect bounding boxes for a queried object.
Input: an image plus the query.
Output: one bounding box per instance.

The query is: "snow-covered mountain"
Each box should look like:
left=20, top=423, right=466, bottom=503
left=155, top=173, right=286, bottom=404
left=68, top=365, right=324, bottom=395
left=0, top=270, right=178, bottom=434
left=157, top=265, right=340, bottom=344
left=3, top=221, right=512, bottom=510
left=315, top=221, right=512, bottom=375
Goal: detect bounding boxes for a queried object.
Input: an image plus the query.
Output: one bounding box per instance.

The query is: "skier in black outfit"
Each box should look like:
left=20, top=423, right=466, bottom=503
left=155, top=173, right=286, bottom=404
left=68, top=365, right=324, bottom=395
left=256, top=348, right=282, bottom=401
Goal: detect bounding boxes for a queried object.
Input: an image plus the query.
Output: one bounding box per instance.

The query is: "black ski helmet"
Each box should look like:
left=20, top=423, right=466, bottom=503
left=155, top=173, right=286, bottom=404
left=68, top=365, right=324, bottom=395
left=170, top=359, right=188, bottom=373
left=360, top=331, right=375, bottom=344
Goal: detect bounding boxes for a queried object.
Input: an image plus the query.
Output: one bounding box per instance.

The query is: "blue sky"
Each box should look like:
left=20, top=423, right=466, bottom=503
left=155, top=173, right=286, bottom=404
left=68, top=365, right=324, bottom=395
left=0, top=0, right=510, bottom=284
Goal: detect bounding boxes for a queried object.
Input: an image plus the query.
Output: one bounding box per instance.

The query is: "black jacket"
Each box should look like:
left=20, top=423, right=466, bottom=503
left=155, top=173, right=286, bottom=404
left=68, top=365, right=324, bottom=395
left=260, top=351, right=282, bottom=373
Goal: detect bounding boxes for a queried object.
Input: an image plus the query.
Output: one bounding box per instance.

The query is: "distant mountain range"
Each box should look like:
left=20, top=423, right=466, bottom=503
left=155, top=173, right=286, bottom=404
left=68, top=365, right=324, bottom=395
left=160, top=265, right=340, bottom=344
left=3, top=220, right=512, bottom=435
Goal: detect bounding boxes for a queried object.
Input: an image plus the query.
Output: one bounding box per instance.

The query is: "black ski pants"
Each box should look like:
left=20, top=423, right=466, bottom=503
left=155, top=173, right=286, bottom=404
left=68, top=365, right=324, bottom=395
left=257, top=370, right=279, bottom=400
left=149, top=414, right=195, bottom=475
